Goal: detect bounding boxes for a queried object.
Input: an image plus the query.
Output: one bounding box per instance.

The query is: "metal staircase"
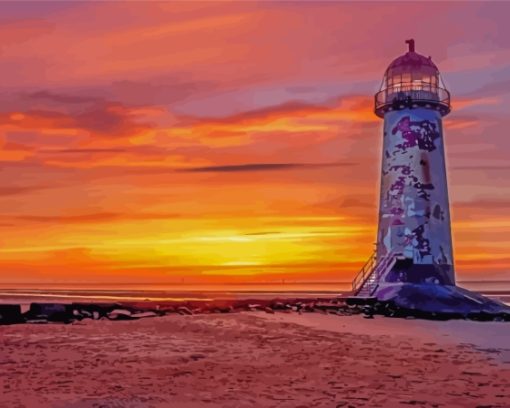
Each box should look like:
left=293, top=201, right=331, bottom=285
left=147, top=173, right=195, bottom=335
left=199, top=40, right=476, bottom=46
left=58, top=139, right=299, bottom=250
left=352, top=251, right=404, bottom=297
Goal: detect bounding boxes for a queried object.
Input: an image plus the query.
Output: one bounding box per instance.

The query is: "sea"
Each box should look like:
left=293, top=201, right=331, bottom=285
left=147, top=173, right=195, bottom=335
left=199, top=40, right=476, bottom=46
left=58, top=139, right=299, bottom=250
left=0, top=281, right=509, bottom=306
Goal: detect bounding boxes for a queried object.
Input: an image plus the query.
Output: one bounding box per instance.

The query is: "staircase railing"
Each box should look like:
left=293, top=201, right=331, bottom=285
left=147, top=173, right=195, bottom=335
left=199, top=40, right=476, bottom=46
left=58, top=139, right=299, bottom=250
left=359, top=252, right=396, bottom=296
left=352, top=251, right=404, bottom=296
left=351, top=251, right=377, bottom=293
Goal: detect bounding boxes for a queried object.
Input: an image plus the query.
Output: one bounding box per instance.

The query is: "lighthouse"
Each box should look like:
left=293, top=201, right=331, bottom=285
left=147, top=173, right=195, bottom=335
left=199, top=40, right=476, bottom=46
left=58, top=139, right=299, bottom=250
left=352, top=39, right=455, bottom=297
left=376, top=39, right=454, bottom=284
left=348, top=40, right=510, bottom=318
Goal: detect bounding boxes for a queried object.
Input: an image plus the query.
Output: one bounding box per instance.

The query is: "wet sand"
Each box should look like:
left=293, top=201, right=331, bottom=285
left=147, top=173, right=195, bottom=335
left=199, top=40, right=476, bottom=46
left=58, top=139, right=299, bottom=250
left=0, top=313, right=509, bottom=408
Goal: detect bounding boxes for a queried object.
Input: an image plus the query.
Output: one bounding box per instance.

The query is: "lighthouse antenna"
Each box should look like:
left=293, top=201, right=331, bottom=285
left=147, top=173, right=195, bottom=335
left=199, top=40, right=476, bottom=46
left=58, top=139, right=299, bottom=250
left=405, top=39, right=415, bottom=53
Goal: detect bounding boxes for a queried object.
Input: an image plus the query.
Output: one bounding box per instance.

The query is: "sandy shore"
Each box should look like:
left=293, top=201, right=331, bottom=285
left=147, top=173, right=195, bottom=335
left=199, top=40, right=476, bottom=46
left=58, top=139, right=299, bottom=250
left=1, top=313, right=509, bottom=408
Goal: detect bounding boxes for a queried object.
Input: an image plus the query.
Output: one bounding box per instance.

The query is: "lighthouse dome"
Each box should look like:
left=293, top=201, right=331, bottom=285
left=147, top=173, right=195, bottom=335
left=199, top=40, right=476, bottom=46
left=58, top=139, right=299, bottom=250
left=384, top=39, right=439, bottom=87
left=375, top=39, right=451, bottom=118
left=387, top=50, right=438, bottom=75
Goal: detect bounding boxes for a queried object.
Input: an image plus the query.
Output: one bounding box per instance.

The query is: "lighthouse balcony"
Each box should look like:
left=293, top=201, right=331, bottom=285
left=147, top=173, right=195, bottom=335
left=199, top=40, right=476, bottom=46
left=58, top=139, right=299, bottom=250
left=375, top=82, right=451, bottom=118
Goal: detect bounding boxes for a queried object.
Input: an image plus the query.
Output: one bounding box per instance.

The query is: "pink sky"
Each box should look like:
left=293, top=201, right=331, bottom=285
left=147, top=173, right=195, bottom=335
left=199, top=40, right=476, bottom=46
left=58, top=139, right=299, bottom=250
left=0, top=2, right=509, bottom=284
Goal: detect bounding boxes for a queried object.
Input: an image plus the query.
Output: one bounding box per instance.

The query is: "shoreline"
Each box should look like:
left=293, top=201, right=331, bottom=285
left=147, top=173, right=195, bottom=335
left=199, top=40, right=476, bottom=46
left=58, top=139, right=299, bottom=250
left=1, top=286, right=508, bottom=308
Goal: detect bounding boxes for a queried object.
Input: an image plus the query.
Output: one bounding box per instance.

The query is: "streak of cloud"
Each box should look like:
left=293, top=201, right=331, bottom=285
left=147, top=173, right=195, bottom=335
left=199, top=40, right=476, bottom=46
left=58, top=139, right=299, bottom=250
left=178, top=162, right=356, bottom=173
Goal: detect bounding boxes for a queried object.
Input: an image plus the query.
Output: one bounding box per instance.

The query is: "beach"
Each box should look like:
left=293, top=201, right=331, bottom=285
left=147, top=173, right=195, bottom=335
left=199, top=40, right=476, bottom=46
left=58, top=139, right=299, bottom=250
left=1, top=312, right=509, bottom=408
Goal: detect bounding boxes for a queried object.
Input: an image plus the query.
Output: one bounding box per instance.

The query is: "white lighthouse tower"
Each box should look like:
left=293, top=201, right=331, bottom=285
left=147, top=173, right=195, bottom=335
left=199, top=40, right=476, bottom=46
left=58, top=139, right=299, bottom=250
left=353, top=39, right=455, bottom=297
left=348, top=40, right=510, bottom=319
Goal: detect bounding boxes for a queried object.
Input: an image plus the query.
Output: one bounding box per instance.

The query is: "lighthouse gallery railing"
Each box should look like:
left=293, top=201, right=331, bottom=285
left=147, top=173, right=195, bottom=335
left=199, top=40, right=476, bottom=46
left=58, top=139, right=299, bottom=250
left=375, top=82, right=451, bottom=112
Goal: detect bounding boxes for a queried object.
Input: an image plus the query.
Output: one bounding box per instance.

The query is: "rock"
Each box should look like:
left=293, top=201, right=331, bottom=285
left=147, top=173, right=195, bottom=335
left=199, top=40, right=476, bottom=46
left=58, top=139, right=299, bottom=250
left=27, top=303, right=73, bottom=323
left=72, top=310, right=85, bottom=320
left=71, top=303, right=120, bottom=320
left=25, top=319, right=48, bottom=324
left=0, top=304, right=23, bottom=325
left=107, top=309, right=135, bottom=320
left=107, top=313, right=138, bottom=321
left=214, top=306, right=233, bottom=313
left=346, top=296, right=378, bottom=306
left=110, top=308, right=132, bottom=317
left=264, top=307, right=275, bottom=314
left=131, top=311, right=158, bottom=319
left=271, top=302, right=285, bottom=310
left=77, top=309, right=92, bottom=318
left=302, top=304, right=315, bottom=312
left=73, top=309, right=87, bottom=319
left=160, top=306, right=176, bottom=314
left=362, top=306, right=375, bottom=318
left=177, top=306, right=193, bottom=315
left=315, top=302, right=341, bottom=311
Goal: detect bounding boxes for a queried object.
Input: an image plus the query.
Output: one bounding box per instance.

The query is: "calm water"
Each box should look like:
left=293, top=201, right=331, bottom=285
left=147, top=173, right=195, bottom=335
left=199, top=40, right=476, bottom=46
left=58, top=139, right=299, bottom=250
left=0, top=281, right=509, bottom=305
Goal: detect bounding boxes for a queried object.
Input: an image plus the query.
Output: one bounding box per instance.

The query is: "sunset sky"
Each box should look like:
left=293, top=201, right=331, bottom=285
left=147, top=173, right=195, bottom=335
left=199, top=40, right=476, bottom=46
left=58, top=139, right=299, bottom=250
left=1, top=2, right=509, bottom=285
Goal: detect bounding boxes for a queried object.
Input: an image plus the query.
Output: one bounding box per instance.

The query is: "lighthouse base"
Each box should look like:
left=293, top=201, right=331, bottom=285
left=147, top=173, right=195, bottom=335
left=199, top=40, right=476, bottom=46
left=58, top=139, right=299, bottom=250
left=347, top=283, right=510, bottom=321
left=385, top=259, right=455, bottom=286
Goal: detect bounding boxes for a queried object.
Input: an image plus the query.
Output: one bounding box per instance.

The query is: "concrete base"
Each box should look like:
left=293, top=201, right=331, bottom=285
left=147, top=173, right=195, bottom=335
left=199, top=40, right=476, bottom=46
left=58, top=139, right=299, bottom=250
left=363, top=283, right=510, bottom=320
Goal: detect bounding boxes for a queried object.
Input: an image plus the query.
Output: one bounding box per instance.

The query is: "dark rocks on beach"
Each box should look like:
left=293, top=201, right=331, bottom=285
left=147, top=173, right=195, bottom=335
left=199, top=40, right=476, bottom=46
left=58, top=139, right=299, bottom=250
left=177, top=306, right=193, bottom=315
left=160, top=306, right=176, bottom=314
left=212, top=306, right=234, bottom=314
left=108, top=313, right=138, bottom=321
left=107, top=309, right=136, bottom=320
left=346, top=297, right=378, bottom=307
left=72, top=303, right=119, bottom=320
left=26, top=303, right=74, bottom=323
left=110, top=308, right=132, bottom=316
left=11, top=297, right=355, bottom=325
left=0, top=304, right=23, bottom=325
left=25, top=318, right=50, bottom=324
left=73, top=309, right=91, bottom=319
left=131, top=311, right=159, bottom=319
left=270, top=302, right=286, bottom=310
left=314, top=301, right=341, bottom=311
left=362, top=306, right=375, bottom=319
left=302, top=303, right=316, bottom=313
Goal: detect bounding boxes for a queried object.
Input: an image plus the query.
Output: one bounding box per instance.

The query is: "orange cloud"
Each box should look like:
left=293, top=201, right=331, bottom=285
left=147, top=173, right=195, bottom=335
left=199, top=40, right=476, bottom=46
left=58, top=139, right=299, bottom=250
left=167, top=96, right=377, bottom=149
left=0, top=103, right=153, bottom=139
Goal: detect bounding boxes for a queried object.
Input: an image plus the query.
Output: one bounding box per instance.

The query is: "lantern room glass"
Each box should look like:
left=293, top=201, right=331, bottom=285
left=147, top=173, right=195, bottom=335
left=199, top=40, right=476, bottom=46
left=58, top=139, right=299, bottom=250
left=383, top=67, right=440, bottom=99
